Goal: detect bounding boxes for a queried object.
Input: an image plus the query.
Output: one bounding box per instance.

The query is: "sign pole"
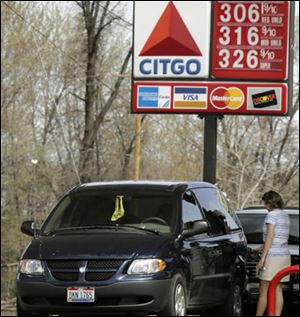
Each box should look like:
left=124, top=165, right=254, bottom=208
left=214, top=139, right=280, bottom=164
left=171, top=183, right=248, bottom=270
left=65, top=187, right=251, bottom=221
left=203, top=116, right=218, bottom=184
left=133, top=114, right=142, bottom=181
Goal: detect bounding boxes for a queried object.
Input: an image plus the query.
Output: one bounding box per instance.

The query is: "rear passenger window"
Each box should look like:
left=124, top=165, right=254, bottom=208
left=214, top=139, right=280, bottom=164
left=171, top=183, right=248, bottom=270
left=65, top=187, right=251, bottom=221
left=194, top=188, right=239, bottom=235
left=182, top=191, right=204, bottom=226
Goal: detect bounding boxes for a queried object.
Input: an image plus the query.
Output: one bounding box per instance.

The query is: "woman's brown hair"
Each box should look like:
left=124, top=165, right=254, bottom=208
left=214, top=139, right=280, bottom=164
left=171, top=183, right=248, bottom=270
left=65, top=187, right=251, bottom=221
left=262, top=191, right=284, bottom=210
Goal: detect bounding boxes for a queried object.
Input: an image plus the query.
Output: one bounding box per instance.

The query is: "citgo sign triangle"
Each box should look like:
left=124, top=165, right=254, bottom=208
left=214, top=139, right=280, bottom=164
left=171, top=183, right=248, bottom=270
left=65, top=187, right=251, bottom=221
left=140, top=2, right=202, bottom=56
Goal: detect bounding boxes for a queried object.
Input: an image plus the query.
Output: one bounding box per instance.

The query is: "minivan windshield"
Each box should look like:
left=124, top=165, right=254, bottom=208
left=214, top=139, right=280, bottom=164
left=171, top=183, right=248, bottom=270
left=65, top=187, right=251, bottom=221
left=42, top=190, right=177, bottom=235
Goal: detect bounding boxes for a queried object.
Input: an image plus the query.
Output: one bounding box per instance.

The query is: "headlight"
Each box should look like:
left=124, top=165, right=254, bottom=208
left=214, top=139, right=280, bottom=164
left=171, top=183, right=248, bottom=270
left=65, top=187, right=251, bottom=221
left=128, top=259, right=166, bottom=275
left=19, top=260, right=44, bottom=275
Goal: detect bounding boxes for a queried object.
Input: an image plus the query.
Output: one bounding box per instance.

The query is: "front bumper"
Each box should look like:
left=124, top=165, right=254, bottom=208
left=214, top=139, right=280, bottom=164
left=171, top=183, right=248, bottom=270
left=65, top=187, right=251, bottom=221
left=17, top=278, right=172, bottom=315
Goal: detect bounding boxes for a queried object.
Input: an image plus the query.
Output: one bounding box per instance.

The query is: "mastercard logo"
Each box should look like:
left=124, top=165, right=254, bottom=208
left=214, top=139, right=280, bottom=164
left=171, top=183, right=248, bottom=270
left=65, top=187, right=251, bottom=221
left=210, top=87, right=245, bottom=110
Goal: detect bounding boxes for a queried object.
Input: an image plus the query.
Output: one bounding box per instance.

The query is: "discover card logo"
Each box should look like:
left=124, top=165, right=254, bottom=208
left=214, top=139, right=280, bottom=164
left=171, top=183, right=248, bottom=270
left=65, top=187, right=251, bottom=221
left=252, top=90, right=278, bottom=108
left=247, top=87, right=282, bottom=111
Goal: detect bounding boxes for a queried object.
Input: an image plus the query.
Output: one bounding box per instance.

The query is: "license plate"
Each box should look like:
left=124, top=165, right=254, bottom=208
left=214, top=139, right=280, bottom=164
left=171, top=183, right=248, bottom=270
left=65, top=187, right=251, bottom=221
left=67, top=287, right=95, bottom=303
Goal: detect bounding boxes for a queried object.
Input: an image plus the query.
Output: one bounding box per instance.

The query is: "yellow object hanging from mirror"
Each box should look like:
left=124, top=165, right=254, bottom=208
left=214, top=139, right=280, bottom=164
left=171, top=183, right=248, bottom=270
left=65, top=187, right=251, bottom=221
left=111, top=196, right=125, bottom=221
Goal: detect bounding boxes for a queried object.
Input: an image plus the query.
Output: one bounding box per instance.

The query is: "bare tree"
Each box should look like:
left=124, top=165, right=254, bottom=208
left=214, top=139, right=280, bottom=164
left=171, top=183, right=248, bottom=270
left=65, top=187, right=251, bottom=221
left=76, top=1, right=132, bottom=182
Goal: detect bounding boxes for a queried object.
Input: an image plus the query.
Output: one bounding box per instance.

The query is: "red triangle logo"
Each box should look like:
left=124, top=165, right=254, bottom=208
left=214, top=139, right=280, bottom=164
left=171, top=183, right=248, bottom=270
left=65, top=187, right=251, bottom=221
left=140, top=2, right=202, bottom=56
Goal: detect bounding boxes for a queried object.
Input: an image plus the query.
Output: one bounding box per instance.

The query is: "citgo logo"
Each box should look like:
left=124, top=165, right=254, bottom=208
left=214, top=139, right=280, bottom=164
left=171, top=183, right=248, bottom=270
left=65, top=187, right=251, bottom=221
left=138, top=2, right=203, bottom=76
left=210, top=87, right=245, bottom=110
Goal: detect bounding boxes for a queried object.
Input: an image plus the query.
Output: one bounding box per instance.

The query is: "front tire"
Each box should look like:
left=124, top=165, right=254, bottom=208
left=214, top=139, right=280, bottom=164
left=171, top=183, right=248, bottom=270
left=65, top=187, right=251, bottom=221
left=218, top=279, right=243, bottom=316
left=158, top=273, right=187, bottom=316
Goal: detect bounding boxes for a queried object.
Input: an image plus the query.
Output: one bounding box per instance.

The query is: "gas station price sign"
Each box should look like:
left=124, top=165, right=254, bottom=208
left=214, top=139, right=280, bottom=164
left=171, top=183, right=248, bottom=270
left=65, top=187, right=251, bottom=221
left=212, top=1, right=290, bottom=80
left=132, top=1, right=294, bottom=116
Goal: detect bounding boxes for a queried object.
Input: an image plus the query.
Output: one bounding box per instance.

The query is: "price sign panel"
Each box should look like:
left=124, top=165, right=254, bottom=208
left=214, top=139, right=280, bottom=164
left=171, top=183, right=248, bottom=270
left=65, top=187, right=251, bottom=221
left=212, top=1, right=290, bottom=80
left=132, top=1, right=294, bottom=115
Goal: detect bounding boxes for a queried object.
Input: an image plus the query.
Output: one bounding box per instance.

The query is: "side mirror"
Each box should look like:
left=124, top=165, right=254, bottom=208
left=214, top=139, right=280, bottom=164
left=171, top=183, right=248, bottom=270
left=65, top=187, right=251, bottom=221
left=182, top=220, right=209, bottom=238
left=21, top=220, right=36, bottom=237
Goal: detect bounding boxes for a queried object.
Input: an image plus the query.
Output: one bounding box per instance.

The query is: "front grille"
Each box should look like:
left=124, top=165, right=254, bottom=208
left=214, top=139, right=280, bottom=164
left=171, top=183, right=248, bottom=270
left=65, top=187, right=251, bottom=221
left=85, top=272, right=115, bottom=281
left=52, top=272, right=78, bottom=281
left=246, top=261, right=258, bottom=278
left=47, top=261, right=80, bottom=282
left=47, top=261, right=80, bottom=270
left=46, top=259, right=124, bottom=282
left=85, top=260, right=124, bottom=282
left=87, top=260, right=124, bottom=270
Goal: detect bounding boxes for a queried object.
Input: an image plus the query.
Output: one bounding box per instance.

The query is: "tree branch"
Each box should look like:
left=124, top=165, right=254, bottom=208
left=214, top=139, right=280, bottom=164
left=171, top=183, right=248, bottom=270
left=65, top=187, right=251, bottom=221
left=88, top=48, right=132, bottom=147
left=69, top=91, right=85, bottom=102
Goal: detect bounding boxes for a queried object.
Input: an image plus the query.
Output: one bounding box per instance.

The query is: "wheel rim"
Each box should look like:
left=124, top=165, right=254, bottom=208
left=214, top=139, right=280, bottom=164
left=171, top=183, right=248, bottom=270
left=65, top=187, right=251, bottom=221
left=233, top=285, right=242, bottom=316
left=174, top=283, right=186, bottom=316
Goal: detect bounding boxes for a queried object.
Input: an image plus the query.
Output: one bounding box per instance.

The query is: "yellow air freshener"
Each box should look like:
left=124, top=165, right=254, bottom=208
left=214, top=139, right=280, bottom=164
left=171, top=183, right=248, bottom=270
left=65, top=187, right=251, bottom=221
left=111, top=196, right=125, bottom=221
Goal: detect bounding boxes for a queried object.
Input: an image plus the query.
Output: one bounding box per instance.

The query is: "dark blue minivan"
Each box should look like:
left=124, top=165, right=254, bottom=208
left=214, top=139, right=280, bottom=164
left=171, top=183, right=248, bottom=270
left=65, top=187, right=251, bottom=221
left=17, top=181, right=247, bottom=316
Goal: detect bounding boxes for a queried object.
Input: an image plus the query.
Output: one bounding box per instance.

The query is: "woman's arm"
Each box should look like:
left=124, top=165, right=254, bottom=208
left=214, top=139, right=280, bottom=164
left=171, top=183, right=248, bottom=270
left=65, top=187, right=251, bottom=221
left=258, top=223, right=275, bottom=269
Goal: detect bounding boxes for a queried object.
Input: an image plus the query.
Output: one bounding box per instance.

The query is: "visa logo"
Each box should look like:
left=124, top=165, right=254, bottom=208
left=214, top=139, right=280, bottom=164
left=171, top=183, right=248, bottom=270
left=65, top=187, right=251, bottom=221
left=183, top=94, right=199, bottom=101
left=174, top=87, right=208, bottom=109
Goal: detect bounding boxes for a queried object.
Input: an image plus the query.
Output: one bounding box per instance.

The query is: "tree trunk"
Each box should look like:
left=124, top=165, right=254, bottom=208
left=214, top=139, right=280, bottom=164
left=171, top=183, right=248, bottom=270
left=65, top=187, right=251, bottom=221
left=77, top=1, right=131, bottom=182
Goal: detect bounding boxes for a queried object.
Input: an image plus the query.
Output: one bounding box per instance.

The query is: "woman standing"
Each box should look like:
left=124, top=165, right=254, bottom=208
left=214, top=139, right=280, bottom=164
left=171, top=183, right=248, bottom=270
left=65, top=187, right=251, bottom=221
left=256, top=191, right=291, bottom=316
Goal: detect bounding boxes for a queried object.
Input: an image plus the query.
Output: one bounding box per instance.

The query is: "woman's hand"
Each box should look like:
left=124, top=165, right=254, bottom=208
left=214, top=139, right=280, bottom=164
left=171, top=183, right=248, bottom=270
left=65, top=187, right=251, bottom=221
left=258, top=254, right=266, bottom=270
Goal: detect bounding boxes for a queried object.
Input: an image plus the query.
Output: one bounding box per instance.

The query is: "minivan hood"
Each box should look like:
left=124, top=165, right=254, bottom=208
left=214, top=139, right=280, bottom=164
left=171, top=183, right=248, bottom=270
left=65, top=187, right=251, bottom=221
left=24, top=232, right=171, bottom=260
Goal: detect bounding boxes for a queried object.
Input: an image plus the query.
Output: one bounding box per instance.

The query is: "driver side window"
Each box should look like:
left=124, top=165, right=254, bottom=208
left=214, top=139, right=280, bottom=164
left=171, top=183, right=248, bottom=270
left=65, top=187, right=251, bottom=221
left=182, top=191, right=204, bottom=226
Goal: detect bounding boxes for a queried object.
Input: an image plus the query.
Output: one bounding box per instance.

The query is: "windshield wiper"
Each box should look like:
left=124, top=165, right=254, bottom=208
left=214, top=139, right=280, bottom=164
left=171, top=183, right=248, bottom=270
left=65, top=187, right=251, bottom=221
left=44, top=225, right=119, bottom=236
left=117, top=225, right=160, bottom=235
left=44, top=224, right=160, bottom=236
